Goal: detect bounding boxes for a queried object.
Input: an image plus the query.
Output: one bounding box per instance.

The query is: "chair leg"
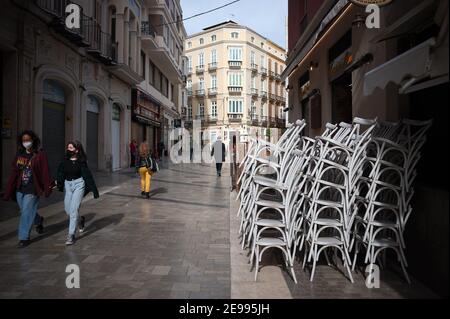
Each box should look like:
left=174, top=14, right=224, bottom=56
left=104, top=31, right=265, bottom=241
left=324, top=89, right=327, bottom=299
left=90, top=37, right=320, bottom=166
left=254, top=245, right=260, bottom=282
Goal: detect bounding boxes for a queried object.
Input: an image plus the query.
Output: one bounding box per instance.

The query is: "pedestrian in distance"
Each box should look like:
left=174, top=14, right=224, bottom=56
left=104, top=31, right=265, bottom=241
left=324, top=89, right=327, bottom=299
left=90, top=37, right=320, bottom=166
left=56, top=141, right=99, bottom=246
left=211, top=136, right=226, bottom=177
left=3, top=130, right=52, bottom=248
left=129, top=139, right=137, bottom=168
left=135, top=142, right=159, bottom=199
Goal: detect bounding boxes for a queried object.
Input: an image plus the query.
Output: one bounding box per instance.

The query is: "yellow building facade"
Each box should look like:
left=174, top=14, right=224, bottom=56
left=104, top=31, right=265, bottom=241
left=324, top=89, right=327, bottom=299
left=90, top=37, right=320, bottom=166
left=184, top=21, right=287, bottom=145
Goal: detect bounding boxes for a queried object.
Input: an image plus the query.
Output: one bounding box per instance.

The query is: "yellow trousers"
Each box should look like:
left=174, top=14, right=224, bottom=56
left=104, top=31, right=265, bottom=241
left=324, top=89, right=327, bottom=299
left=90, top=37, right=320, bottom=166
left=138, top=167, right=153, bottom=193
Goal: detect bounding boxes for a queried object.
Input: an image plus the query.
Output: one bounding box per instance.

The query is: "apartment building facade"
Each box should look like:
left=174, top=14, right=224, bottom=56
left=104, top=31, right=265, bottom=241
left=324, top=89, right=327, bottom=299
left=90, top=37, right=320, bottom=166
left=283, top=0, right=449, bottom=297
left=184, top=21, right=286, bottom=146
left=136, top=0, right=186, bottom=151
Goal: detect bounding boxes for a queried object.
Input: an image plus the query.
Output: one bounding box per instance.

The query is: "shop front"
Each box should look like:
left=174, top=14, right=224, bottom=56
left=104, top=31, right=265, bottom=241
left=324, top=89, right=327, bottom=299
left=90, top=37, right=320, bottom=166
left=131, top=89, right=161, bottom=152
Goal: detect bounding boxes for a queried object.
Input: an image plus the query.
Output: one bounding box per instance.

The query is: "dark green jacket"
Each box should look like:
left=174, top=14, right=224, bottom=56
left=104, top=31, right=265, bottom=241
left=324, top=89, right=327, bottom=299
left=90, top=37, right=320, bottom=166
left=56, top=160, right=99, bottom=198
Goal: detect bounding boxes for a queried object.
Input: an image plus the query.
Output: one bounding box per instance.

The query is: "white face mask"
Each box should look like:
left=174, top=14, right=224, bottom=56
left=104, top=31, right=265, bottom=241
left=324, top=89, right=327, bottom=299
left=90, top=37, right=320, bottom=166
left=23, top=142, right=33, bottom=149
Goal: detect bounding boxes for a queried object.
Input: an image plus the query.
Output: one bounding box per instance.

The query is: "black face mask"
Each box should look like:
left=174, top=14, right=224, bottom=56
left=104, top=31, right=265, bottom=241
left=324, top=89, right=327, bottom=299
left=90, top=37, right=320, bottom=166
left=66, top=150, right=77, bottom=158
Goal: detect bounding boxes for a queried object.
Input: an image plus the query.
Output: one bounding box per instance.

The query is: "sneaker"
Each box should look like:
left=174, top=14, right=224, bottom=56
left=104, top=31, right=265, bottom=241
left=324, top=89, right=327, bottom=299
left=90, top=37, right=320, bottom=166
left=141, top=191, right=145, bottom=196
left=145, top=192, right=150, bottom=199
left=35, top=217, right=44, bottom=234
left=18, top=240, right=30, bottom=248
left=78, top=216, right=86, bottom=233
left=65, top=235, right=76, bottom=246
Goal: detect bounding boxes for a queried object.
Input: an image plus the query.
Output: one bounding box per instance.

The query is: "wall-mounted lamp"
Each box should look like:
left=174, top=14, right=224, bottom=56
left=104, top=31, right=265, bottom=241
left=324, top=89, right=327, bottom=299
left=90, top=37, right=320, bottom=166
left=309, top=61, right=319, bottom=71
left=352, top=14, right=366, bottom=28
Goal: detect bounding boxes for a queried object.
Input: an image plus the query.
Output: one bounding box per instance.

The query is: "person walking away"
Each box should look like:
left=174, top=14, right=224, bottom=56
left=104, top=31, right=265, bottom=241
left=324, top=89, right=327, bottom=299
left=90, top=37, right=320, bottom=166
left=2, top=130, right=52, bottom=248
left=135, top=142, right=159, bottom=199
left=129, top=139, right=137, bottom=168
left=158, top=141, right=165, bottom=159
left=211, top=136, right=226, bottom=177
left=56, top=141, right=99, bottom=245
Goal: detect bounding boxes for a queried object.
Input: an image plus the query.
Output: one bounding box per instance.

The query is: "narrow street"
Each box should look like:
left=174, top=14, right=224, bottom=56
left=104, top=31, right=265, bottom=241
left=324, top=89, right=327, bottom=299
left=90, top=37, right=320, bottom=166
left=0, top=163, right=231, bottom=298
left=0, top=163, right=437, bottom=299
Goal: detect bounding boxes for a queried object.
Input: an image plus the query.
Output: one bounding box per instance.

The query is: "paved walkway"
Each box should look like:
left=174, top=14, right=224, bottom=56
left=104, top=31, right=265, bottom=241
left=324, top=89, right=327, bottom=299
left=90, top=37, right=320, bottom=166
left=0, top=163, right=231, bottom=298
left=0, top=162, right=439, bottom=298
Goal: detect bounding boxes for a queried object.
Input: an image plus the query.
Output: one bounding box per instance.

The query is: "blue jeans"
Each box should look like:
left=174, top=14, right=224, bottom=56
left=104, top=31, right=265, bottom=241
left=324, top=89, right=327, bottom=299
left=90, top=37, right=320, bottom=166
left=64, top=178, right=85, bottom=236
left=16, top=192, right=40, bottom=240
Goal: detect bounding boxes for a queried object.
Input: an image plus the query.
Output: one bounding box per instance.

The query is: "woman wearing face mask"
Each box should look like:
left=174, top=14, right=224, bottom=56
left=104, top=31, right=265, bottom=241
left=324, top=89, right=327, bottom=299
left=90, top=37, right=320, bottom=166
left=56, top=141, right=99, bottom=245
left=3, top=130, right=52, bottom=248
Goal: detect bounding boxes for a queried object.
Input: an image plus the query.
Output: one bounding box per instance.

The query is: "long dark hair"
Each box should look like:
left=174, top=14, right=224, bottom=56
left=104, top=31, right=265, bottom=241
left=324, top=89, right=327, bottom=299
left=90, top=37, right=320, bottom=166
left=66, top=140, right=87, bottom=163
left=18, top=130, right=41, bottom=154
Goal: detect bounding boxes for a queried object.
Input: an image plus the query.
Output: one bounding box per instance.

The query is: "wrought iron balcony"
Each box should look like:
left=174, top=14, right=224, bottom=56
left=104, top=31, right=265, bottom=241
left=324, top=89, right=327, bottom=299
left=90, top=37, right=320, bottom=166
left=208, top=62, right=218, bottom=71
left=251, top=88, right=259, bottom=97
left=228, top=86, right=243, bottom=94
left=260, top=91, right=268, bottom=99
left=250, top=63, right=258, bottom=72
left=260, top=67, right=268, bottom=76
left=141, top=21, right=156, bottom=37
left=260, top=115, right=268, bottom=126
left=196, top=89, right=206, bottom=97
left=196, top=65, right=205, bottom=73
left=228, top=114, right=243, bottom=122
left=208, top=88, right=218, bottom=96
left=228, top=61, right=242, bottom=68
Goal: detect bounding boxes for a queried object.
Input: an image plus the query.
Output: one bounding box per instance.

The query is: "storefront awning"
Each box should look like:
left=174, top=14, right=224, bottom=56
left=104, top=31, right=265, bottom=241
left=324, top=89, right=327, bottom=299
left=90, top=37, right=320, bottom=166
left=364, top=38, right=436, bottom=96
left=281, top=0, right=350, bottom=82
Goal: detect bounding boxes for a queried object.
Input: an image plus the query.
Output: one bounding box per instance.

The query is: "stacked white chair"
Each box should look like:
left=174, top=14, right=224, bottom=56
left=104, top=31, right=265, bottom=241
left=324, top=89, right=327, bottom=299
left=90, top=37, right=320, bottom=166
left=351, top=119, right=433, bottom=283
left=236, top=120, right=309, bottom=282
left=299, top=118, right=377, bottom=282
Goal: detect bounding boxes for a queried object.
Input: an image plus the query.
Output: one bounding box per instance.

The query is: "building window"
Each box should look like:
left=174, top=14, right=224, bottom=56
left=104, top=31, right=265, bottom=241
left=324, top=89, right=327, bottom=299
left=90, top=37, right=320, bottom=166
left=140, top=51, right=146, bottom=78
left=228, top=73, right=243, bottom=87
left=251, top=76, right=256, bottom=89
left=261, top=42, right=264, bottom=48
left=211, top=101, right=218, bottom=118
left=211, top=74, right=217, bottom=88
left=149, top=59, right=155, bottom=85
left=251, top=101, right=257, bottom=116
left=211, top=49, right=217, bottom=64
left=199, top=52, right=204, bottom=67
left=188, top=42, right=192, bottom=48
left=228, top=99, right=243, bottom=113
left=251, top=36, right=255, bottom=43
left=199, top=77, right=204, bottom=90
left=228, top=46, right=243, bottom=61
left=211, top=34, right=217, bottom=42
left=171, top=84, right=175, bottom=102
left=199, top=103, right=205, bottom=117
left=187, top=104, right=192, bottom=117
left=231, top=32, right=239, bottom=39
left=261, top=55, right=265, bottom=68
left=261, top=79, right=267, bottom=91
left=188, top=56, right=192, bottom=70
left=251, top=51, right=256, bottom=65
left=199, top=38, right=204, bottom=45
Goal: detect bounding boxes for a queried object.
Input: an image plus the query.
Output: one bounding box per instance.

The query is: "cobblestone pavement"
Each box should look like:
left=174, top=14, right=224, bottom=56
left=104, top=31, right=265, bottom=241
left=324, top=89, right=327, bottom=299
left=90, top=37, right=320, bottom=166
left=0, top=163, right=231, bottom=299
left=0, top=162, right=439, bottom=299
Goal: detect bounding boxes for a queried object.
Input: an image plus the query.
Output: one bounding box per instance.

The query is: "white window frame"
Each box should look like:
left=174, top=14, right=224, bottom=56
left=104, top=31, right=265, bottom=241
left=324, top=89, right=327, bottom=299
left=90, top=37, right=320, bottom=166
left=228, top=46, right=243, bottom=61
left=199, top=77, right=204, bottom=90
left=211, top=101, right=218, bottom=118
left=199, top=52, right=204, bottom=67
left=198, top=103, right=205, bottom=117
left=211, top=49, right=217, bottom=64
left=228, top=73, right=243, bottom=87
left=211, top=74, right=217, bottom=89
left=228, top=99, right=244, bottom=114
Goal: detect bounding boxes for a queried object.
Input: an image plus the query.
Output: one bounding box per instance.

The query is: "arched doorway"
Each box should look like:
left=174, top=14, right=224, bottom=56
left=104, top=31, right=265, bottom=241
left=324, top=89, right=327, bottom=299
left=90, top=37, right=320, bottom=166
left=86, top=95, right=100, bottom=170
left=111, top=103, right=121, bottom=171
left=42, top=79, right=66, bottom=179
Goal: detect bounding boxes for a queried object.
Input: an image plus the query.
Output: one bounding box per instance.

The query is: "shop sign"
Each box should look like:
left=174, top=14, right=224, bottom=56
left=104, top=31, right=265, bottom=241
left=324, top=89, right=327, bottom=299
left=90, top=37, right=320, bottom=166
left=350, top=0, right=393, bottom=6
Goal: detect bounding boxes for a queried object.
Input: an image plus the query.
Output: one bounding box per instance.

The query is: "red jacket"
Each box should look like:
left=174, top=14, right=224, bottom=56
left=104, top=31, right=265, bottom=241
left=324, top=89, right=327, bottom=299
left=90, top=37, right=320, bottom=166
left=3, top=150, right=53, bottom=201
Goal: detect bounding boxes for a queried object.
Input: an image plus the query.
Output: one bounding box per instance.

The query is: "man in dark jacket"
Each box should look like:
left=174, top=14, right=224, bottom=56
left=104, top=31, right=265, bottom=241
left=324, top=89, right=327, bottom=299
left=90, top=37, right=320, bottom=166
left=211, top=136, right=226, bottom=177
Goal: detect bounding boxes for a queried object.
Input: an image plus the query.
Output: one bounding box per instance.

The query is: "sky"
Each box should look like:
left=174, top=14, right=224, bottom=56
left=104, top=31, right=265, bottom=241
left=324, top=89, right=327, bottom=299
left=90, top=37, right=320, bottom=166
left=180, top=0, right=288, bottom=49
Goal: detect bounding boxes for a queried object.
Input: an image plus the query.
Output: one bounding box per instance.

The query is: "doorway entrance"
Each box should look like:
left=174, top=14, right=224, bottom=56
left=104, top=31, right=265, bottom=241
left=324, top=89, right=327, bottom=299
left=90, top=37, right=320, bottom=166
left=331, top=73, right=352, bottom=124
